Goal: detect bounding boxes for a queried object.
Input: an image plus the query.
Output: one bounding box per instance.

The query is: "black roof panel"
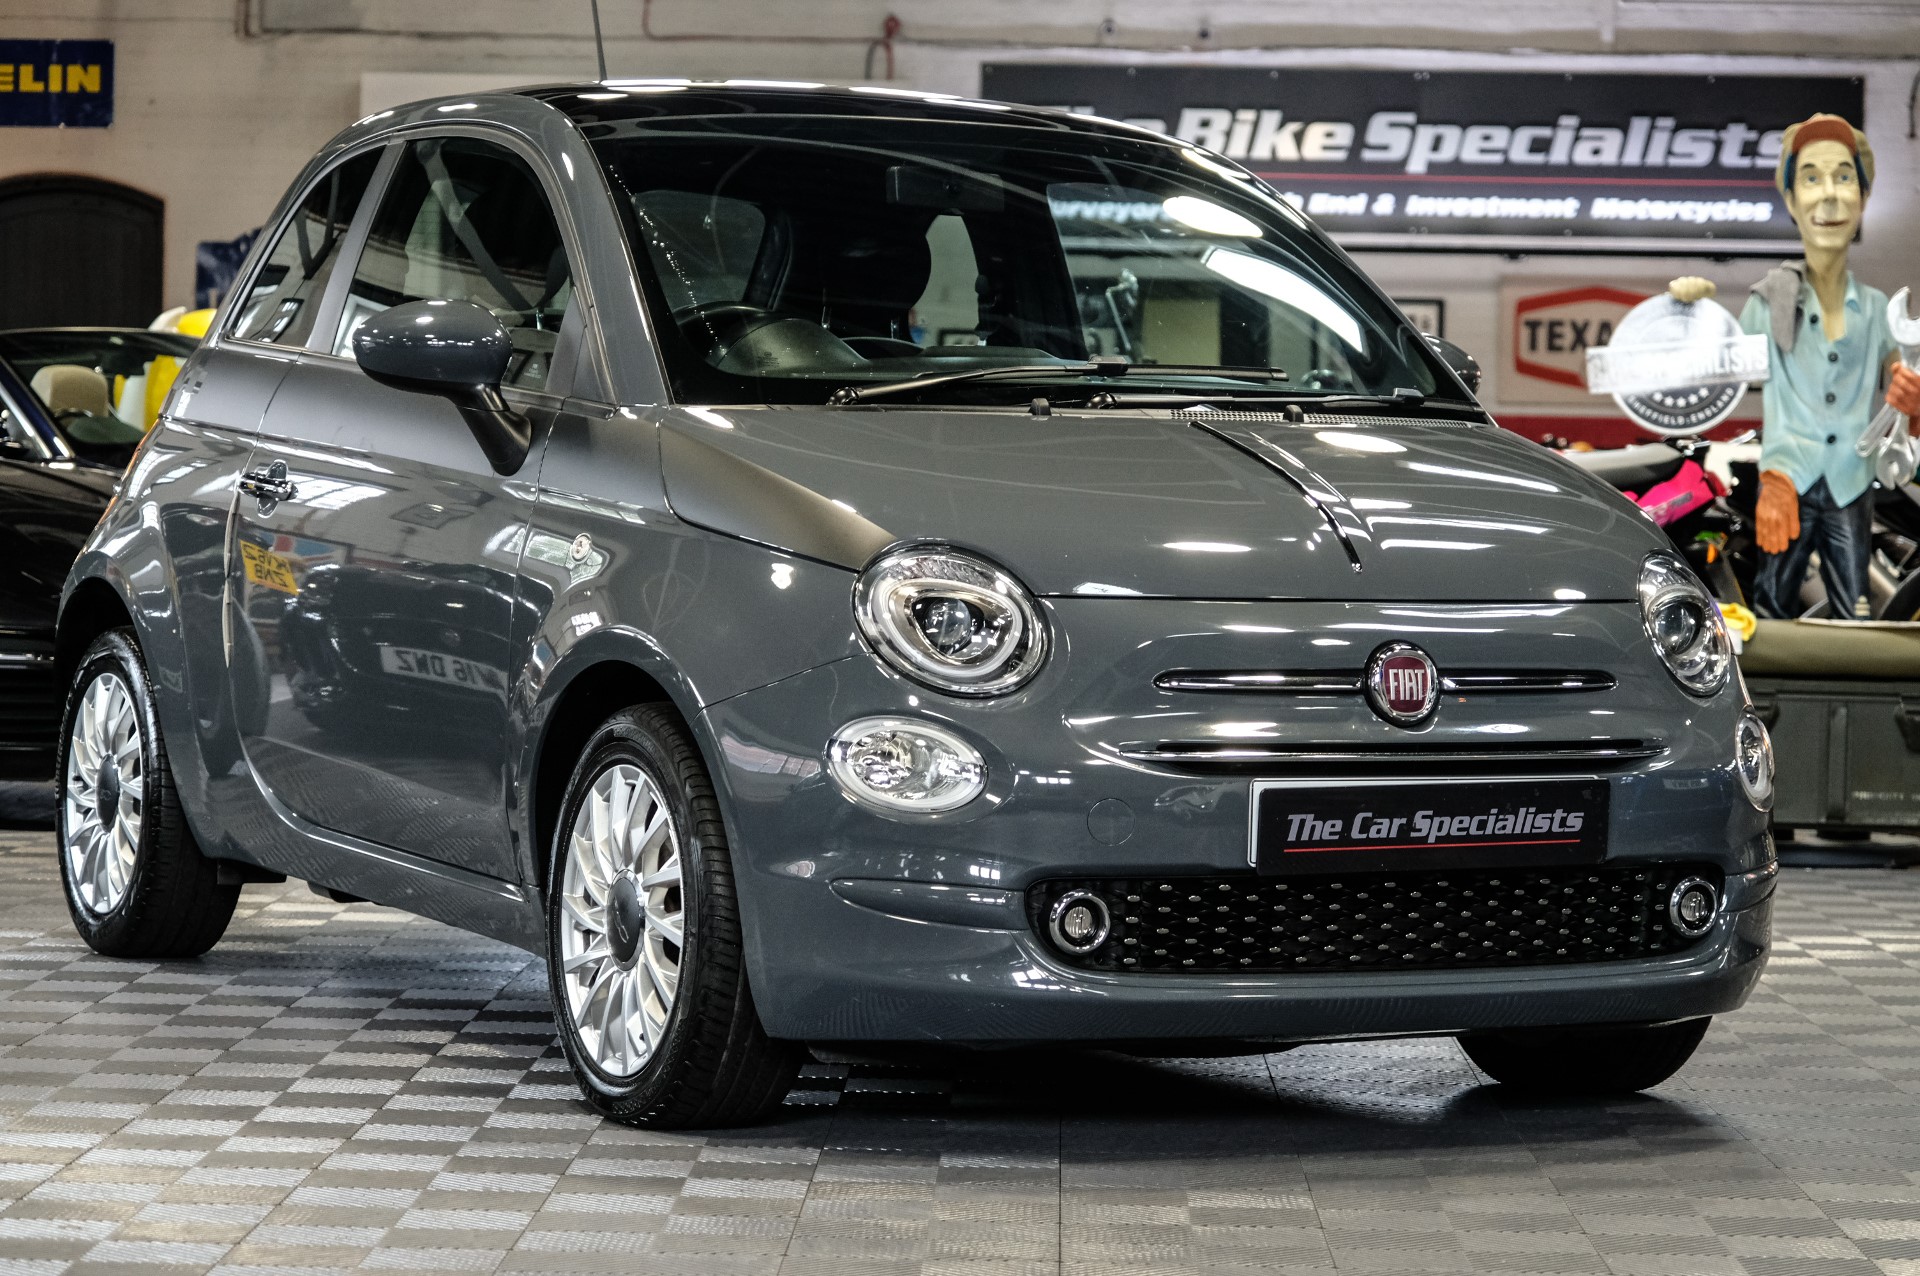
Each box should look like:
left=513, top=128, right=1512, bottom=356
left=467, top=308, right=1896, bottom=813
left=515, top=80, right=1172, bottom=144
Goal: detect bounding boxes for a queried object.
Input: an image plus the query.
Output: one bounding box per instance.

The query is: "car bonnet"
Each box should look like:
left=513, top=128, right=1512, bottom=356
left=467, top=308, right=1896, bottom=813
left=657, top=405, right=1665, bottom=602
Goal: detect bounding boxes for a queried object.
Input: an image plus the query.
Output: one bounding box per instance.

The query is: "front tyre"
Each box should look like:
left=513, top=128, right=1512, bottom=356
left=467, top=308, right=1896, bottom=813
left=59, top=629, right=239, bottom=958
left=545, top=705, right=800, bottom=1129
left=1460, top=1017, right=1711, bottom=1095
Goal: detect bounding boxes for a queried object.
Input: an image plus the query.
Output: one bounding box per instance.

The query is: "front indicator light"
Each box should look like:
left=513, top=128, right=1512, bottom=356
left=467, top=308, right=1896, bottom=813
left=1735, top=710, right=1775, bottom=810
left=827, top=716, right=986, bottom=815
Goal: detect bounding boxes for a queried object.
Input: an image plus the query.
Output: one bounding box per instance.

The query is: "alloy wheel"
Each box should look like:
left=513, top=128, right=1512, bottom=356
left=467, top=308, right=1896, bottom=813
left=62, top=672, right=144, bottom=916
left=557, top=762, right=684, bottom=1078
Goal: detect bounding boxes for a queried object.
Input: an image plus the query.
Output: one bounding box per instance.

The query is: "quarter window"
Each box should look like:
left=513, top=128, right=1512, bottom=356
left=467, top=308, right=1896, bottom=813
left=334, top=137, right=575, bottom=391
left=230, top=150, right=380, bottom=347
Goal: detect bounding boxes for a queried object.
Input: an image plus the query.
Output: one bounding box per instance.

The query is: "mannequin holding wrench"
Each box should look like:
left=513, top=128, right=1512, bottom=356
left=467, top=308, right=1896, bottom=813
left=1670, top=114, right=1920, bottom=619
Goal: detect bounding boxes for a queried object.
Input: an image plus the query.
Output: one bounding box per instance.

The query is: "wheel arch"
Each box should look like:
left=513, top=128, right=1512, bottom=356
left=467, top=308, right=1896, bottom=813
left=57, top=571, right=137, bottom=688
left=520, top=631, right=709, bottom=900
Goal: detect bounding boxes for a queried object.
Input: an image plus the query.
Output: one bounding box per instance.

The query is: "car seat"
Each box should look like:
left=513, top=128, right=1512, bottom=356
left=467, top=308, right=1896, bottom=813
left=29, top=364, right=144, bottom=446
left=820, top=229, right=933, bottom=356
left=30, top=364, right=113, bottom=419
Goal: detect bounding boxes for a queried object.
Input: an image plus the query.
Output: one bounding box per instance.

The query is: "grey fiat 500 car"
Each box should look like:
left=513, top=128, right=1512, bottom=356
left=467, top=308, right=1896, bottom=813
left=56, top=82, right=1776, bottom=1128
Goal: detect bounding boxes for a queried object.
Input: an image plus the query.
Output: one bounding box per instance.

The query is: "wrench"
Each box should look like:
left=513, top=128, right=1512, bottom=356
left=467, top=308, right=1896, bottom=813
left=1854, top=286, right=1920, bottom=470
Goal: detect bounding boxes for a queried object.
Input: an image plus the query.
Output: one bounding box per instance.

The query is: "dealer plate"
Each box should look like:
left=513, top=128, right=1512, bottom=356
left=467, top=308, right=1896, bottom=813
left=1250, top=778, right=1609, bottom=876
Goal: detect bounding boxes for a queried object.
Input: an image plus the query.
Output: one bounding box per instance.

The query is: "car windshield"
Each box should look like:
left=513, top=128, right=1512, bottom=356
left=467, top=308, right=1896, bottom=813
left=0, top=329, right=199, bottom=385
left=0, top=329, right=191, bottom=456
left=588, top=113, right=1448, bottom=406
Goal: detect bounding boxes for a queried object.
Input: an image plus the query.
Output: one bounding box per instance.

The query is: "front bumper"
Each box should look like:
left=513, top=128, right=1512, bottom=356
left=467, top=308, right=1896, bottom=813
left=700, top=599, right=1775, bottom=1044
left=760, top=868, right=1769, bottom=1042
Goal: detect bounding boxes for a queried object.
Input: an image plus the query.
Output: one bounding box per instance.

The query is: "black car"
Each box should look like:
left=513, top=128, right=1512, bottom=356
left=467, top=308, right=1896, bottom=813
left=0, top=356, right=116, bottom=778
left=0, top=328, right=198, bottom=469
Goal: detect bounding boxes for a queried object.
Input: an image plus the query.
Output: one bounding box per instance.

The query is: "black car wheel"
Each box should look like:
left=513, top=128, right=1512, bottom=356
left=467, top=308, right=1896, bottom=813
left=1460, top=1017, right=1711, bottom=1095
left=58, top=629, right=239, bottom=958
left=545, top=704, right=800, bottom=1128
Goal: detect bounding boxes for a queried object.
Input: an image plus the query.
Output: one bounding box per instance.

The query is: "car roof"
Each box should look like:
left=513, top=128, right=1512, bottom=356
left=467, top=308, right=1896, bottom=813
left=513, top=80, right=1173, bottom=144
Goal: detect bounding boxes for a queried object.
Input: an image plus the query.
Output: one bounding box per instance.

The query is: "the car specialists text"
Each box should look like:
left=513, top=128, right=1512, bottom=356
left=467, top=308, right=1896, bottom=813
left=1285, top=803, right=1588, bottom=849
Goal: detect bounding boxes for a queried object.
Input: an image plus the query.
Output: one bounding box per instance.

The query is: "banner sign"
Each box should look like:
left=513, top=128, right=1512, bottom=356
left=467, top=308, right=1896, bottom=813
left=0, top=39, right=113, bottom=127
left=980, top=65, right=1863, bottom=254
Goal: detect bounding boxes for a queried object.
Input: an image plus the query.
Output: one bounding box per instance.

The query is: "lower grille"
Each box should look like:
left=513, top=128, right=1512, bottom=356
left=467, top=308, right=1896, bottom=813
left=1029, top=863, right=1718, bottom=974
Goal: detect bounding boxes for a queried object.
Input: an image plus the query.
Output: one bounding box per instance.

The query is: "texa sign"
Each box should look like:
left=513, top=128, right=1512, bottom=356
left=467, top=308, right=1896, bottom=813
left=0, top=40, right=113, bottom=127
left=1508, top=284, right=1652, bottom=406
left=980, top=65, right=1862, bottom=254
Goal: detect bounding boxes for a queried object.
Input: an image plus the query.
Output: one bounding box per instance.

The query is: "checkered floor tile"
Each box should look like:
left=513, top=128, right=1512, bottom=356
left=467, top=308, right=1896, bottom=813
left=5, top=806, right=1920, bottom=1275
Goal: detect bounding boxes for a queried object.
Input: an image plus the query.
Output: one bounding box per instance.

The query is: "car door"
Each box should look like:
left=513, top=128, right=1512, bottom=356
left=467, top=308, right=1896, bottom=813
left=226, top=132, right=584, bottom=882
left=164, top=146, right=384, bottom=822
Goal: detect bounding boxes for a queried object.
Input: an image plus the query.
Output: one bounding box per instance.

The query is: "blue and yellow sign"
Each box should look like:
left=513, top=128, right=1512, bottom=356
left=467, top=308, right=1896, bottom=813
left=0, top=39, right=113, bottom=128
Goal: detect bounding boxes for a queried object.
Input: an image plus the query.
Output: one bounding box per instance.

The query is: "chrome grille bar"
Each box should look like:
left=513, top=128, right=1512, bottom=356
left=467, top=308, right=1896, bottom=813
left=1154, top=669, right=1616, bottom=694
left=1115, top=740, right=1663, bottom=764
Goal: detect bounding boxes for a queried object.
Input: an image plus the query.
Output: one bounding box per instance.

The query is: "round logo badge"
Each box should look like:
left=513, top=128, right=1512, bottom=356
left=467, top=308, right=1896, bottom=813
left=1598, top=295, right=1758, bottom=437
left=1365, top=642, right=1439, bottom=727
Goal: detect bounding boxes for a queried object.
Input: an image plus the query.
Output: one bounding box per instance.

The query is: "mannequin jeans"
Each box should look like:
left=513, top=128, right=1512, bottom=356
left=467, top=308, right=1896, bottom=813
left=1753, top=478, right=1873, bottom=619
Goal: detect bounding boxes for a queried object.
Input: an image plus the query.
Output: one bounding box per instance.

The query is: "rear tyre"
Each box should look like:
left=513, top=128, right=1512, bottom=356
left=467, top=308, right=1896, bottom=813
left=1460, top=1017, right=1710, bottom=1095
left=58, top=629, right=239, bottom=958
left=545, top=704, right=801, bottom=1129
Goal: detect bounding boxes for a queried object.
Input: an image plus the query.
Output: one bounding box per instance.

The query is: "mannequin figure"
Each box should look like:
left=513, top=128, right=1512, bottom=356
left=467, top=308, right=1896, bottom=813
left=1670, top=114, right=1920, bottom=619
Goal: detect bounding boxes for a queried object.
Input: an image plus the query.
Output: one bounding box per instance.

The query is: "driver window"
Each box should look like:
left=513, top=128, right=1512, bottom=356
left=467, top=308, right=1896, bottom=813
left=334, top=137, right=575, bottom=391
left=231, top=149, right=380, bottom=347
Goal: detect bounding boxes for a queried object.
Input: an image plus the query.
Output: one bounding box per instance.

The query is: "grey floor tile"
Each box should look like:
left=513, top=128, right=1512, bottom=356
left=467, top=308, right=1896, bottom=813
left=7, top=821, right=1920, bottom=1274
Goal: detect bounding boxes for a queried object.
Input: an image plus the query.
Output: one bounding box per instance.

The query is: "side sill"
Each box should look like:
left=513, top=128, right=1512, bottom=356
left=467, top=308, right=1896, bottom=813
left=241, top=757, right=544, bottom=953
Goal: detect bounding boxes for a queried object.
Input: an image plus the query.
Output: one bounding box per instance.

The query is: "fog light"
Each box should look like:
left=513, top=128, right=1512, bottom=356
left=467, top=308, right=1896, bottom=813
left=1048, top=890, right=1111, bottom=955
left=1735, top=710, right=1774, bottom=810
left=1668, top=877, right=1719, bottom=939
left=826, top=716, right=985, bottom=815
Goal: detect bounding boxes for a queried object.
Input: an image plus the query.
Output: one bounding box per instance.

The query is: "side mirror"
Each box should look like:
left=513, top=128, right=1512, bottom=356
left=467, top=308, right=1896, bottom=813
left=352, top=299, right=532, bottom=475
left=1425, top=334, right=1482, bottom=397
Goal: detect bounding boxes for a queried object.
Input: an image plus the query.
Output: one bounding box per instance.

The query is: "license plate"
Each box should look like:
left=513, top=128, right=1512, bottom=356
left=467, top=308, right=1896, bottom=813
left=377, top=646, right=502, bottom=695
left=1250, top=778, right=1609, bottom=875
left=239, top=541, right=297, bottom=595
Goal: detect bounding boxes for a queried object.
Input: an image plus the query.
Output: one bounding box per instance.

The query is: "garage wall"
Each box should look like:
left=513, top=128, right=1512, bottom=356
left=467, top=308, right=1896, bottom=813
left=3, top=0, right=1917, bottom=427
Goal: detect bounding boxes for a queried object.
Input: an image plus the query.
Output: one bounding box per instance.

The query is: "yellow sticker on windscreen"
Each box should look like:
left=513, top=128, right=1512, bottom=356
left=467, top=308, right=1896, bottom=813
left=240, top=541, right=297, bottom=595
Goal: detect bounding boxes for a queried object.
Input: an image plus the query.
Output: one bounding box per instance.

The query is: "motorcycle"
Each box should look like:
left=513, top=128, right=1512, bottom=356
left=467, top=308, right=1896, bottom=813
left=1563, top=432, right=1920, bottom=619
left=1560, top=434, right=1757, bottom=607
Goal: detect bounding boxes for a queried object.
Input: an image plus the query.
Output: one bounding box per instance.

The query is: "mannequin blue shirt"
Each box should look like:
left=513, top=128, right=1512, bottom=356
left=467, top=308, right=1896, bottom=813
left=1740, top=272, right=1897, bottom=508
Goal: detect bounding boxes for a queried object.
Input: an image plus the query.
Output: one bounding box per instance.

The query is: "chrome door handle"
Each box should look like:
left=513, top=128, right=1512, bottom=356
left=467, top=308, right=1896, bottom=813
left=237, top=460, right=296, bottom=507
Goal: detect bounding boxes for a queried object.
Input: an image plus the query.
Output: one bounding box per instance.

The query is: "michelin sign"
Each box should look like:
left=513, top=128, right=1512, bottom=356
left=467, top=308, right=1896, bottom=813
left=982, top=65, right=1861, bottom=254
left=0, top=39, right=113, bottom=128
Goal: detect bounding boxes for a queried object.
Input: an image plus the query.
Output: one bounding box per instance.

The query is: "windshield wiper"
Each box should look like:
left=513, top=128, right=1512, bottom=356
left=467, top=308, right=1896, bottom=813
left=828, top=358, right=1289, bottom=405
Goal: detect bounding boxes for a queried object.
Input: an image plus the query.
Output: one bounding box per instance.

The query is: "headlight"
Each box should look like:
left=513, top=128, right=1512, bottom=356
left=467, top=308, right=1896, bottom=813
left=827, top=716, right=986, bottom=814
left=1735, top=710, right=1774, bottom=810
left=854, top=544, right=1048, bottom=696
left=1637, top=554, right=1731, bottom=695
